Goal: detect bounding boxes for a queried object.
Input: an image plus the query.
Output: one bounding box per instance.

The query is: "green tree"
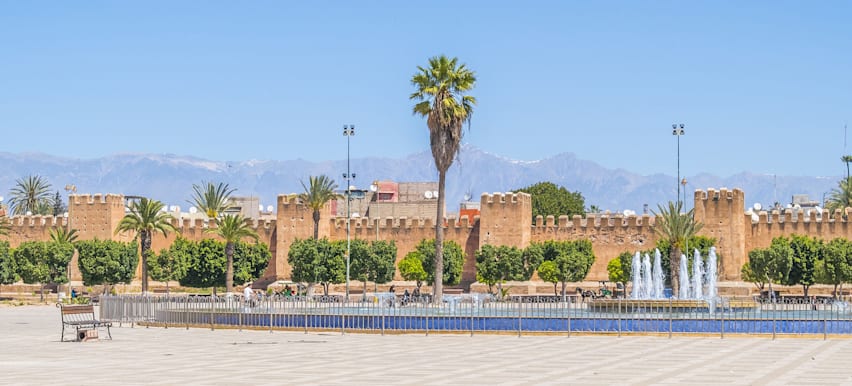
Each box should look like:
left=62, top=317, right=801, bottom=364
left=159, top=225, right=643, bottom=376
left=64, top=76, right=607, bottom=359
left=820, top=238, right=852, bottom=297
left=537, top=260, right=561, bottom=296
left=351, top=239, right=397, bottom=294
left=475, top=244, right=526, bottom=297
left=207, top=214, right=259, bottom=294
left=607, top=258, right=628, bottom=287
left=189, top=181, right=235, bottom=219
left=175, top=238, right=269, bottom=292
left=0, top=241, right=16, bottom=295
left=299, top=175, right=340, bottom=240
left=8, top=175, right=53, bottom=215
left=398, top=251, right=428, bottom=291
left=76, top=239, right=138, bottom=293
left=416, top=239, right=465, bottom=287
left=652, top=201, right=703, bottom=298
left=14, top=241, right=75, bottom=301
left=746, top=237, right=794, bottom=297
left=410, top=55, right=476, bottom=303
left=783, top=234, right=823, bottom=297
left=148, top=247, right=190, bottom=294
left=741, top=262, right=764, bottom=291
left=536, top=240, right=596, bottom=298
left=514, top=181, right=585, bottom=221
left=287, top=238, right=346, bottom=296
left=232, top=241, right=271, bottom=285
left=115, top=197, right=177, bottom=294
left=52, top=190, right=67, bottom=216
left=179, top=238, right=224, bottom=289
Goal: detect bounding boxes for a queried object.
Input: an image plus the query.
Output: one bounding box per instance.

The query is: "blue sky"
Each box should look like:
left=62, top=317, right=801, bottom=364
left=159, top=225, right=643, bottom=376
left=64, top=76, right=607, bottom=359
left=1, top=1, right=850, bottom=178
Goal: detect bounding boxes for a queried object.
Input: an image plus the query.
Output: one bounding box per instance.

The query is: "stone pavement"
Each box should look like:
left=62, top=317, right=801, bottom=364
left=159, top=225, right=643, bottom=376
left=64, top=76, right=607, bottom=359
left=2, top=305, right=852, bottom=385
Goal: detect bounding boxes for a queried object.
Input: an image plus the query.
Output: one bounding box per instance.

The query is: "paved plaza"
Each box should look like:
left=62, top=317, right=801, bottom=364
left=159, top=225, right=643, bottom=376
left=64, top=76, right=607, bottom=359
left=1, top=305, right=852, bottom=385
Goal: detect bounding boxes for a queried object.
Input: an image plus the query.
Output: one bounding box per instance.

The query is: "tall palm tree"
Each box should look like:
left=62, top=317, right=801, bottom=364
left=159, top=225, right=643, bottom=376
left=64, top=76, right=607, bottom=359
left=843, top=155, right=852, bottom=182
left=8, top=175, right=53, bottom=215
left=207, top=214, right=259, bottom=294
left=652, top=201, right=703, bottom=298
left=298, top=175, right=340, bottom=240
left=189, top=181, right=236, bottom=219
left=115, top=197, right=177, bottom=294
left=826, top=177, right=852, bottom=214
left=410, top=55, right=476, bottom=303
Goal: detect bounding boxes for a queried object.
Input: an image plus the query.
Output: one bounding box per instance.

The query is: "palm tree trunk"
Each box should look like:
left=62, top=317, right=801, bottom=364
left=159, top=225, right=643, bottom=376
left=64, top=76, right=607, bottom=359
left=225, top=241, right=235, bottom=294
left=671, top=247, right=681, bottom=298
left=313, top=210, right=320, bottom=240
left=141, top=230, right=151, bottom=294
left=433, top=171, right=446, bottom=304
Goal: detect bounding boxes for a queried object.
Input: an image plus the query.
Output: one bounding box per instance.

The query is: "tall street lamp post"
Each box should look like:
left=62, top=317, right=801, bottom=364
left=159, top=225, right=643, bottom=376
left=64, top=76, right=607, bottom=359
left=672, top=123, right=685, bottom=207
left=343, top=125, right=355, bottom=299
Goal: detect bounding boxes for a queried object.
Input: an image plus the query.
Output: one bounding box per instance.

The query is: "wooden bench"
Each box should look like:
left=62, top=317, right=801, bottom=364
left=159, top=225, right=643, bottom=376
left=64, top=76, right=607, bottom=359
left=56, top=303, right=112, bottom=342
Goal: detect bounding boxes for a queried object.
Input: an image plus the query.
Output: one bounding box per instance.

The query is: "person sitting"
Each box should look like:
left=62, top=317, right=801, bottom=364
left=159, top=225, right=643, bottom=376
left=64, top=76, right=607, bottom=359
left=70, top=288, right=78, bottom=300
left=402, top=289, right=411, bottom=305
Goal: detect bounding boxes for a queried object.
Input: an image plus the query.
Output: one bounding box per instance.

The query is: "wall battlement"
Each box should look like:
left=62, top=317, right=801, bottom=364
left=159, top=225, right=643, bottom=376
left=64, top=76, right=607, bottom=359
left=9, top=215, right=68, bottom=228
left=331, top=215, right=478, bottom=230
left=533, top=213, right=656, bottom=230
left=482, top=192, right=529, bottom=205
left=70, top=193, right=125, bottom=206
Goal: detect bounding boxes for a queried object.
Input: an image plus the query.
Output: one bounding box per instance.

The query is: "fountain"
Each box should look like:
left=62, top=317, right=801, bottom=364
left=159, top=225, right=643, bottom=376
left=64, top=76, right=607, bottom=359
left=706, top=247, right=718, bottom=299
left=631, top=251, right=641, bottom=299
left=652, top=249, right=664, bottom=299
left=679, top=254, right=690, bottom=299
left=692, top=249, right=704, bottom=300
left=642, top=254, right=652, bottom=299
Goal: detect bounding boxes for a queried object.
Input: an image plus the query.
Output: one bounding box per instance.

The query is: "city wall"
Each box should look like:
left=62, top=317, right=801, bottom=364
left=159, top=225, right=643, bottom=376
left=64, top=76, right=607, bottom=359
left=7, top=187, right=851, bottom=288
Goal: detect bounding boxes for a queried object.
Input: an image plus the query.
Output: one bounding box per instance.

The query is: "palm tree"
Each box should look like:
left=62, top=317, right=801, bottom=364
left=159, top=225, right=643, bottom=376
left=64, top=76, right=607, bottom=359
left=189, top=181, right=236, bottom=219
left=207, top=214, right=259, bottom=294
left=652, top=201, right=704, bottom=298
left=49, top=227, right=78, bottom=244
left=115, top=198, right=177, bottom=294
left=826, top=177, right=852, bottom=214
left=410, top=55, right=476, bottom=303
left=843, top=155, right=852, bottom=181
left=8, top=175, right=53, bottom=215
left=298, top=175, right=340, bottom=240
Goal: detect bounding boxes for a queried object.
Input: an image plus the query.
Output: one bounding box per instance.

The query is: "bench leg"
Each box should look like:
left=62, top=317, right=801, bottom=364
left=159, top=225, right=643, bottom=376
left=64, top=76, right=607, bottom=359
left=61, top=324, right=65, bottom=342
left=104, top=325, right=112, bottom=340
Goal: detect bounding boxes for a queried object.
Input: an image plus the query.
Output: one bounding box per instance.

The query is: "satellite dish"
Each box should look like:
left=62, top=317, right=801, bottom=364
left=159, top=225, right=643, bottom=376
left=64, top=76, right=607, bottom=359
left=259, top=204, right=264, bottom=212
left=815, top=206, right=822, bottom=212
left=753, top=203, right=762, bottom=211
left=25, top=211, right=32, bottom=216
left=169, top=205, right=177, bottom=212
left=433, top=191, right=439, bottom=198
left=189, top=207, right=198, bottom=214
left=369, top=184, right=378, bottom=192
left=424, top=191, right=433, bottom=199
left=351, top=213, right=360, bottom=218
left=786, top=204, right=793, bottom=209
left=349, top=185, right=357, bottom=192
left=623, top=209, right=635, bottom=216
left=794, top=204, right=801, bottom=210
left=463, top=193, right=472, bottom=201
left=267, top=205, right=273, bottom=212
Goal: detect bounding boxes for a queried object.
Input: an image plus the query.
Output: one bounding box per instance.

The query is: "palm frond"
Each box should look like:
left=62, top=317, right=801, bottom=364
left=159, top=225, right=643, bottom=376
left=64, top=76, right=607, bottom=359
left=189, top=181, right=236, bottom=219
left=207, top=214, right=259, bottom=243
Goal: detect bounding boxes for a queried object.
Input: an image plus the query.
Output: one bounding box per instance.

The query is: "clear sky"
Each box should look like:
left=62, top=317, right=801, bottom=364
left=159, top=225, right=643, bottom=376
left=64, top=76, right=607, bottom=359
left=1, top=1, right=850, bottom=178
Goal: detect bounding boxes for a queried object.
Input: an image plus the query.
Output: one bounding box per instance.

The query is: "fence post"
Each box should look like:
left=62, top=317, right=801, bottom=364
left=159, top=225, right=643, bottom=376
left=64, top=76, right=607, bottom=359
left=210, top=296, right=215, bottom=331
left=426, top=300, right=430, bottom=336
left=720, top=300, right=724, bottom=339
left=668, top=297, right=673, bottom=339
left=617, top=297, right=622, bottom=338
left=381, top=300, right=385, bottom=336
left=517, top=300, right=522, bottom=338
left=772, top=300, right=776, bottom=340
left=269, top=296, right=274, bottom=334
left=470, top=301, right=474, bottom=337
left=341, top=298, right=346, bottom=336
left=304, top=297, right=309, bottom=334
left=566, top=297, right=571, bottom=338
left=824, top=302, right=828, bottom=341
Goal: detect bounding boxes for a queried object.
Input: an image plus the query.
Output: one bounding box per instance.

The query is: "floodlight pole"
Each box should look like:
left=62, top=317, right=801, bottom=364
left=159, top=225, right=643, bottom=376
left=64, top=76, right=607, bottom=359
left=672, top=124, right=685, bottom=208
left=343, top=125, right=355, bottom=299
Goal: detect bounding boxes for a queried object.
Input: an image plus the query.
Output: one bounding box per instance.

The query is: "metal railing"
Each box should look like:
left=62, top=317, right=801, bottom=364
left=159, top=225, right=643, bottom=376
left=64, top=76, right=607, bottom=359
left=98, top=294, right=852, bottom=338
